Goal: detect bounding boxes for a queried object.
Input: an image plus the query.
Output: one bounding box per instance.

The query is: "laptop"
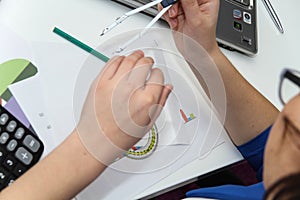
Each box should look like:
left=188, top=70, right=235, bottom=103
left=112, top=0, right=258, bottom=55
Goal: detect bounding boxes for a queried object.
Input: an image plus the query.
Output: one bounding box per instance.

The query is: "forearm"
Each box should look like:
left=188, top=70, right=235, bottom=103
left=162, top=0, right=278, bottom=145
left=0, top=131, right=105, bottom=200
left=0, top=51, right=171, bottom=200
left=196, top=47, right=279, bottom=145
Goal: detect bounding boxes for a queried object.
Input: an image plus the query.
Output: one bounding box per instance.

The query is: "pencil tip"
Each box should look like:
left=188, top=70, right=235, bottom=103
left=100, top=28, right=109, bottom=36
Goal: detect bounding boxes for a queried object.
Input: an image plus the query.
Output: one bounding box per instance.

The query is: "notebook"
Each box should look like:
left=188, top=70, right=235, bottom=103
left=112, top=0, right=258, bottom=55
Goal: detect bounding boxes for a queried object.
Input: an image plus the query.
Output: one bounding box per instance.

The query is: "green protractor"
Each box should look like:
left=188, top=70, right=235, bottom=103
left=125, top=124, right=158, bottom=160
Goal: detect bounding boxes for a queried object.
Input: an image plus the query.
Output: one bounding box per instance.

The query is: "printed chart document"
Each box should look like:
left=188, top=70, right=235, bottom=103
left=10, top=28, right=227, bottom=199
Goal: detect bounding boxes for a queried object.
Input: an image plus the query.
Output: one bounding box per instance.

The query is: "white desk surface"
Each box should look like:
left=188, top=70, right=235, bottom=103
left=1, top=0, right=299, bottom=199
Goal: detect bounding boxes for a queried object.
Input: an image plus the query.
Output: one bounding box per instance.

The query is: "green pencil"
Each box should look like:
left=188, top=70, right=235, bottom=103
left=53, top=27, right=110, bottom=63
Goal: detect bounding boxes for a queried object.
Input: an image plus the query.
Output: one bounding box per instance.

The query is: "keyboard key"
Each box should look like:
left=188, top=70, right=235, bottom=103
left=0, top=105, right=44, bottom=192
left=23, top=135, right=40, bottom=153
left=6, top=139, right=18, bottom=152
left=0, top=168, right=8, bottom=184
left=6, top=120, right=17, bottom=132
left=6, top=176, right=15, bottom=187
left=233, top=0, right=250, bottom=6
left=15, top=147, right=33, bottom=166
left=0, top=148, right=6, bottom=163
left=0, top=132, right=9, bottom=144
left=13, top=163, right=27, bottom=177
left=3, top=156, right=17, bottom=171
left=0, top=114, right=9, bottom=125
left=15, top=128, right=25, bottom=139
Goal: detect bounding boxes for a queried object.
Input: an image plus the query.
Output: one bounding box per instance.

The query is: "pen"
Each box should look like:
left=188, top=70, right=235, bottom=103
left=53, top=27, right=110, bottom=62
left=261, top=0, right=284, bottom=34
left=100, top=0, right=177, bottom=53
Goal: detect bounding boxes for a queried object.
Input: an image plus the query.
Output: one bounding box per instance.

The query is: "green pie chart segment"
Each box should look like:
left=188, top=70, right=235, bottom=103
left=0, top=59, right=38, bottom=101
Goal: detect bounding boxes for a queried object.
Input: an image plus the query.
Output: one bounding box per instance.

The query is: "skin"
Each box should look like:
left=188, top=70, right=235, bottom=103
left=264, top=94, right=300, bottom=190
left=159, top=0, right=279, bottom=146
left=0, top=50, right=172, bottom=200
left=0, top=1, right=295, bottom=199
left=160, top=0, right=300, bottom=194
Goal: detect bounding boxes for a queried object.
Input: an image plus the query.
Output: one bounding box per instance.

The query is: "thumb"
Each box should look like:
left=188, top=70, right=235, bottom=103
left=180, top=0, right=200, bottom=24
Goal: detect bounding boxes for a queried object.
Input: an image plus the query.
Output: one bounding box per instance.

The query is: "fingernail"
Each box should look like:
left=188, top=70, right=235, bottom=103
left=169, top=8, right=175, bottom=17
left=134, top=50, right=144, bottom=56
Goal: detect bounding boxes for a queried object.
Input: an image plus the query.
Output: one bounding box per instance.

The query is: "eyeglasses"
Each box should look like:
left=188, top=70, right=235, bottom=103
left=279, top=69, right=300, bottom=105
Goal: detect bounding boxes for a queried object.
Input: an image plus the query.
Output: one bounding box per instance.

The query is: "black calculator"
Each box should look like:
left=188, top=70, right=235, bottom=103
left=0, top=104, right=44, bottom=191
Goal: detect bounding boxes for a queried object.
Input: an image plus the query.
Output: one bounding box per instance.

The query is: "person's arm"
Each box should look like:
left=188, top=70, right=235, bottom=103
left=206, top=50, right=278, bottom=145
left=0, top=130, right=104, bottom=200
left=0, top=50, right=172, bottom=200
left=160, top=0, right=278, bottom=146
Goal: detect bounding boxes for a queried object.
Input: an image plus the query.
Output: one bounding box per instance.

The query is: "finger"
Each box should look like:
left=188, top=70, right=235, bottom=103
left=168, top=3, right=179, bottom=18
left=143, top=68, right=165, bottom=120
left=158, top=3, right=163, bottom=12
left=115, top=50, right=144, bottom=78
left=177, top=3, right=184, bottom=17
left=159, top=3, right=178, bottom=28
left=168, top=13, right=185, bottom=31
left=169, top=18, right=179, bottom=30
left=163, top=13, right=178, bottom=29
left=158, top=84, right=173, bottom=107
left=160, top=5, right=173, bottom=25
left=166, top=4, right=184, bottom=29
left=147, top=84, right=173, bottom=128
left=144, top=68, right=165, bottom=96
left=127, top=57, right=154, bottom=85
left=180, top=0, right=200, bottom=24
left=101, top=56, right=125, bottom=80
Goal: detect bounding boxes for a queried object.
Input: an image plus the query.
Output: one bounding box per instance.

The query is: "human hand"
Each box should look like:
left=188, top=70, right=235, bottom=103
left=158, top=0, right=220, bottom=55
left=77, top=50, right=172, bottom=164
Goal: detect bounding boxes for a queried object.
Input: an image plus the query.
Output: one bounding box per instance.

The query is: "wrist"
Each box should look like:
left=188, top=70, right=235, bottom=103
left=206, top=42, right=222, bottom=59
left=67, top=130, right=105, bottom=172
left=75, top=124, right=127, bottom=166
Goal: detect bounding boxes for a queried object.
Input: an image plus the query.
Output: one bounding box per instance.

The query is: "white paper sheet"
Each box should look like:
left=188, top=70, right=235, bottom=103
left=31, top=41, right=201, bottom=147
left=0, top=23, right=32, bottom=63
left=9, top=28, right=226, bottom=199
left=74, top=30, right=226, bottom=199
left=9, top=75, right=56, bottom=157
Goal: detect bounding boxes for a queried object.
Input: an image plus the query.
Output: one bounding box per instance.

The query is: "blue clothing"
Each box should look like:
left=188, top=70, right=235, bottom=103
left=237, top=126, right=272, bottom=182
left=186, top=182, right=265, bottom=200
left=186, top=126, right=272, bottom=200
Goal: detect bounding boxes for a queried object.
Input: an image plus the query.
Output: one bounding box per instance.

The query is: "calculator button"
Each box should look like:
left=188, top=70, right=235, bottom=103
left=233, top=0, right=250, bottom=6
left=23, top=135, right=40, bottom=153
left=15, top=147, right=33, bottom=166
left=0, top=169, right=8, bottom=184
left=0, top=148, right=6, bottom=163
left=15, top=128, right=25, bottom=139
left=0, top=132, right=9, bottom=144
left=6, top=120, right=17, bottom=132
left=5, top=176, right=15, bottom=187
left=6, top=139, right=18, bottom=152
left=13, top=163, right=27, bottom=177
left=3, top=156, right=17, bottom=171
left=0, top=114, right=9, bottom=125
